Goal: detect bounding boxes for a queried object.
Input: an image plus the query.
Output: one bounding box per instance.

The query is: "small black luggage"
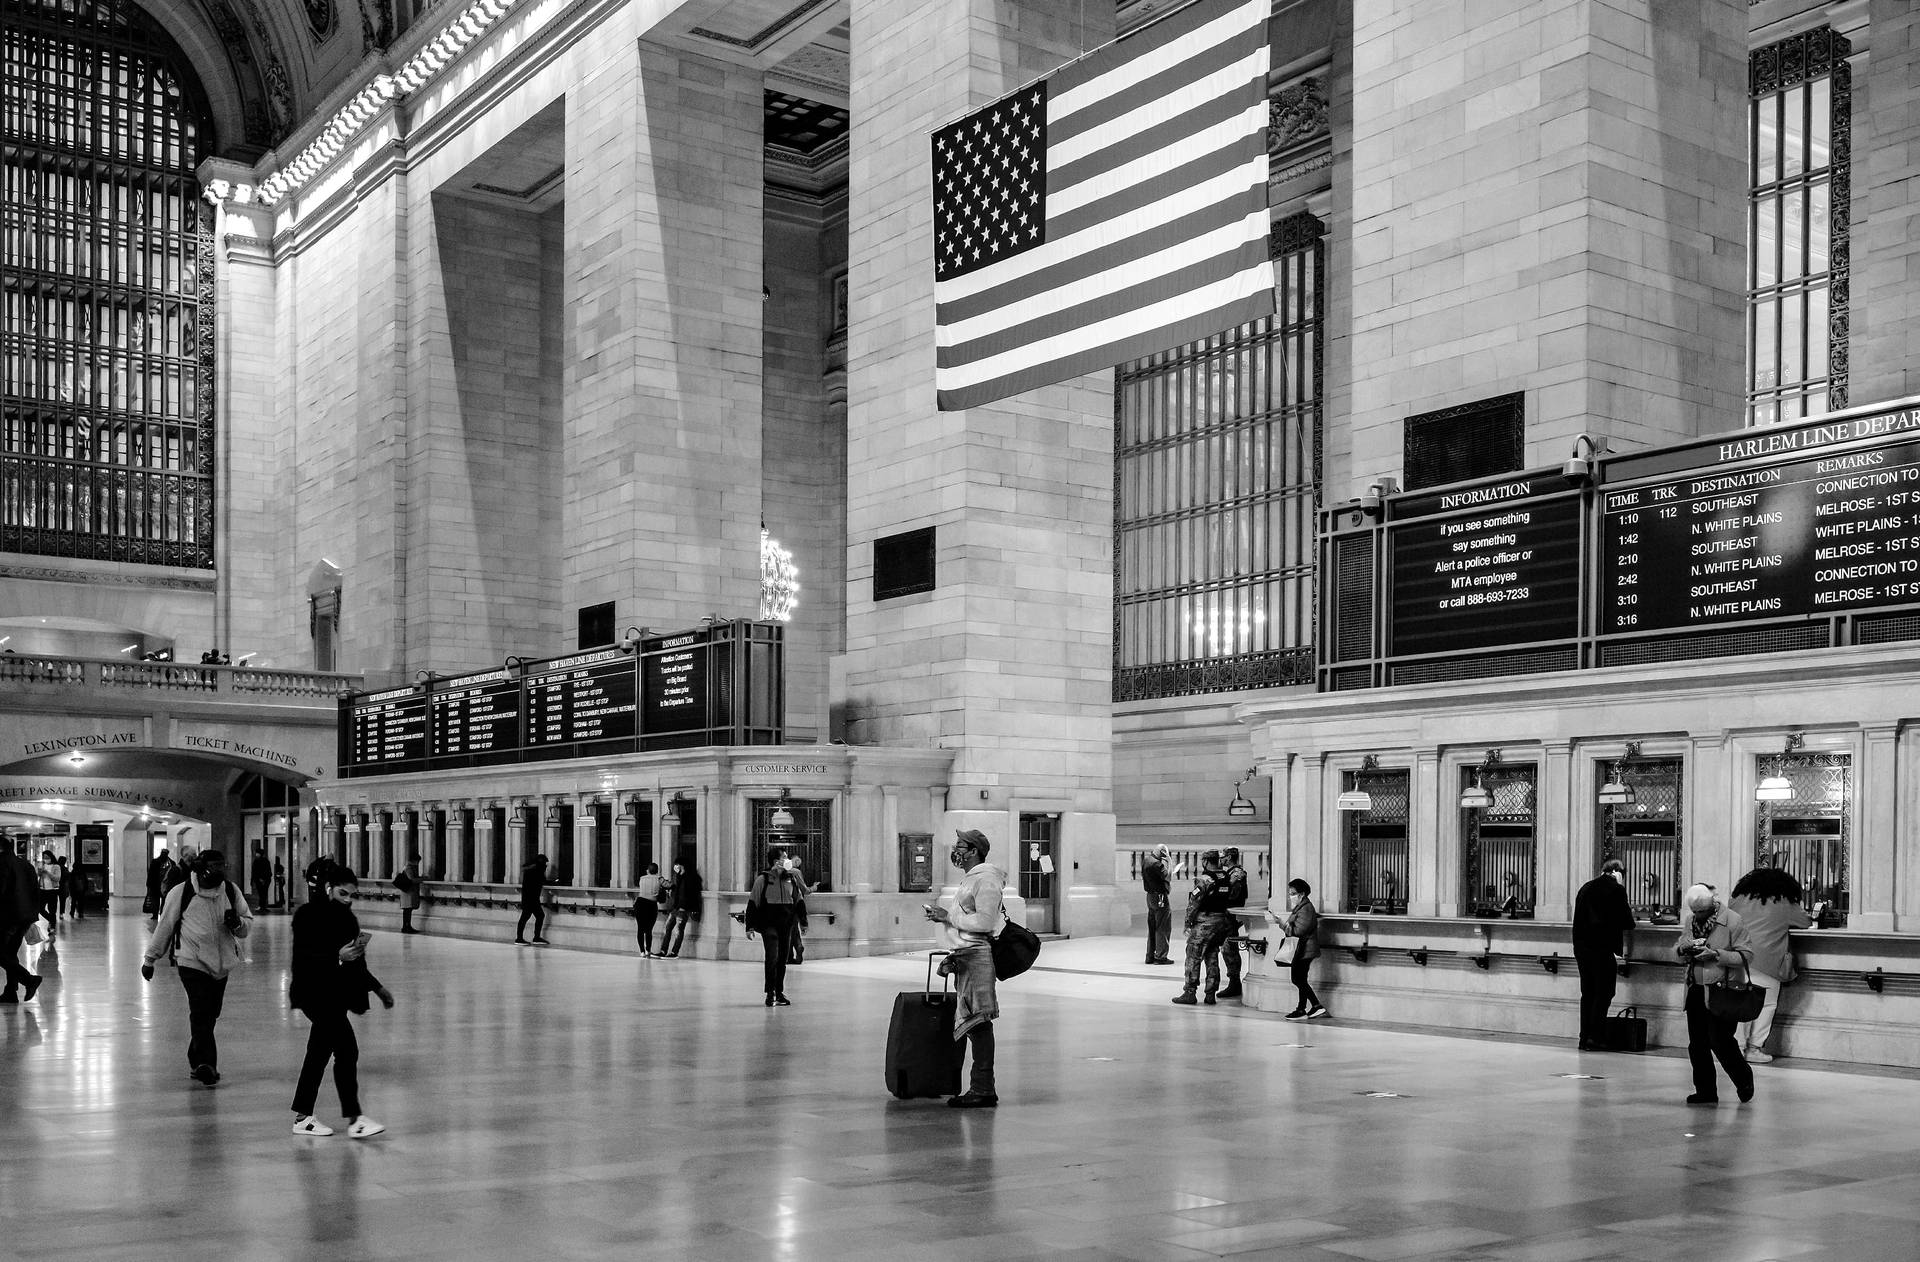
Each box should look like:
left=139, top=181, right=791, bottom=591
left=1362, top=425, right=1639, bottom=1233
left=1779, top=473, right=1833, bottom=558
left=885, top=951, right=965, bottom=1099
left=1603, top=1004, right=1647, bottom=1052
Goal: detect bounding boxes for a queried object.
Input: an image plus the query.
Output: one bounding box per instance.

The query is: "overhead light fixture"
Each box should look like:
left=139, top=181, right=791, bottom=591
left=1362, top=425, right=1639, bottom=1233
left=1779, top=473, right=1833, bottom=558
left=1336, top=754, right=1379, bottom=811
left=1226, top=766, right=1259, bottom=819
left=1597, top=742, right=1638, bottom=806
left=1460, top=750, right=1502, bottom=810
left=1756, top=733, right=1803, bottom=803
left=769, top=788, right=796, bottom=832
left=67, top=753, right=86, bottom=766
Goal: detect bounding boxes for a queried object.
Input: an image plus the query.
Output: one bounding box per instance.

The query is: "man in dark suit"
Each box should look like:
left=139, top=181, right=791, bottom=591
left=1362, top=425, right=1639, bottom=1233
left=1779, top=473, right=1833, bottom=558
left=1573, top=858, right=1636, bottom=1049
left=1, top=841, right=45, bottom=1003
left=1140, top=844, right=1173, bottom=964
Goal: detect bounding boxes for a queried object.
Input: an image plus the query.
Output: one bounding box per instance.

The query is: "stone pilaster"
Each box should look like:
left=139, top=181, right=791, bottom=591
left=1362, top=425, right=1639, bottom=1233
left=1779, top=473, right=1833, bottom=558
left=1855, top=2, right=1920, bottom=404
left=1343, top=0, right=1748, bottom=487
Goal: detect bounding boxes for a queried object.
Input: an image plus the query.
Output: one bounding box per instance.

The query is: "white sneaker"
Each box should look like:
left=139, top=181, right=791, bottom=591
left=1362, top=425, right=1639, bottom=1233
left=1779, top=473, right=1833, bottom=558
left=1305, top=1006, right=1331, bottom=1020
left=292, top=1115, right=334, bottom=1137
left=346, top=1116, right=386, bottom=1139
left=1747, top=1048, right=1774, bottom=1063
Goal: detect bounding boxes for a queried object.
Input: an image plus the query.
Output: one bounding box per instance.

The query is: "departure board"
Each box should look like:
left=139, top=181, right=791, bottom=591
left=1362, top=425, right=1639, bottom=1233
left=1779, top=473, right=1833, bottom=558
left=522, top=649, right=638, bottom=747
left=1600, top=436, right=1920, bottom=633
left=640, top=630, right=709, bottom=740
left=428, top=669, right=521, bottom=757
left=1389, top=494, right=1583, bottom=656
left=346, top=688, right=429, bottom=768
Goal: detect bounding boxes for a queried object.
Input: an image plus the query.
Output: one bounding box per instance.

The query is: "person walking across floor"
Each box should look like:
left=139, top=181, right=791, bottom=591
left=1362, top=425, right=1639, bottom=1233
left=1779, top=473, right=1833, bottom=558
left=0, top=841, right=44, bottom=1004
left=250, top=845, right=272, bottom=912
left=1275, top=877, right=1327, bottom=1019
left=924, top=829, right=1010, bottom=1108
left=747, top=847, right=808, bottom=1006
left=1729, top=866, right=1814, bottom=1063
left=273, top=856, right=286, bottom=907
left=1172, top=850, right=1232, bottom=1006
left=514, top=853, right=552, bottom=945
left=34, top=851, right=60, bottom=938
left=657, top=860, right=703, bottom=958
left=631, top=863, right=663, bottom=956
left=1676, top=883, right=1756, bottom=1106
left=289, top=867, right=393, bottom=1138
left=1572, top=858, right=1636, bottom=1050
left=1217, top=847, right=1250, bottom=999
left=141, top=849, right=253, bottom=1086
left=395, top=854, right=424, bottom=934
left=54, top=854, right=71, bottom=920
left=146, top=848, right=172, bottom=918
left=1140, top=844, right=1173, bottom=964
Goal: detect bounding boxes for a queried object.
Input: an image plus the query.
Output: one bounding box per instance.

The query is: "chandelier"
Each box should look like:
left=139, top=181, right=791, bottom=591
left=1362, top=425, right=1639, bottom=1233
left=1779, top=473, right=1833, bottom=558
left=759, top=529, right=799, bottom=622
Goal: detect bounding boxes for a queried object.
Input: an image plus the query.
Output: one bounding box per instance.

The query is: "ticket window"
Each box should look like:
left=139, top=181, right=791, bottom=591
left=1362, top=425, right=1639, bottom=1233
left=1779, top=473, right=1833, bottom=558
left=1017, top=813, right=1058, bottom=934
left=1601, top=758, right=1684, bottom=924
left=1756, top=752, right=1850, bottom=927
left=1343, top=770, right=1409, bottom=914
left=1464, top=764, right=1536, bottom=918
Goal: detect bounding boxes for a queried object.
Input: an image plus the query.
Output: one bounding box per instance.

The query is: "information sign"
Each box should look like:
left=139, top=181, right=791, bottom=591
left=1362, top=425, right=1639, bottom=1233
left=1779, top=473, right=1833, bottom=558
left=346, top=688, right=429, bottom=768
left=428, top=669, right=521, bottom=757
left=522, top=649, right=638, bottom=747
left=1389, top=493, right=1583, bottom=656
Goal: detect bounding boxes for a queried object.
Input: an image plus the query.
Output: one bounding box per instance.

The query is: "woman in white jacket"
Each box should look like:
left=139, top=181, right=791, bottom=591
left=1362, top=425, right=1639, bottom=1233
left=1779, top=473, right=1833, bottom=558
left=141, top=849, right=253, bottom=1086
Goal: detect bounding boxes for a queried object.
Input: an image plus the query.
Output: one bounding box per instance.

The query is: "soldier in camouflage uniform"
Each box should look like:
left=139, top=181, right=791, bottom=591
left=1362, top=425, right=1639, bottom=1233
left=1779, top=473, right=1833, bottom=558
left=1172, top=850, right=1232, bottom=1005
left=1216, top=847, right=1249, bottom=999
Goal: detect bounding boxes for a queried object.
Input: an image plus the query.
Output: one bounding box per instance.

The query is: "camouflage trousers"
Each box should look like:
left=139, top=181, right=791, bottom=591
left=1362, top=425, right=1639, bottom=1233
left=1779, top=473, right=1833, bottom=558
left=1182, top=912, right=1232, bottom=996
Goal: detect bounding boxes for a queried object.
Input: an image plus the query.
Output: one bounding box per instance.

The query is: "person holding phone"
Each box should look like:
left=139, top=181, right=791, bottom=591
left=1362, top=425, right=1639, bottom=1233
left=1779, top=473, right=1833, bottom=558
left=288, top=867, right=393, bottom=1138
left=1675, top=882, right=1755, bottom=1106
left=923, top=829, right=1006, bottom=1108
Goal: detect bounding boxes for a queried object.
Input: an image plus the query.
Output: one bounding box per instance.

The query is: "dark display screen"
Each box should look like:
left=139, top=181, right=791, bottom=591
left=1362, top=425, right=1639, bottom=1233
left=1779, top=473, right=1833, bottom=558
left=640, top=630, right=709, bottom=737
left=428, top=670, right=521, bottom=757
left=522, top=649, right=638, bottom=747
left=1389, top=495, right=1583, bottom=656
left=1600, top=437, right=1920, bottom=633
left=346, top=689, right=429, bottom=768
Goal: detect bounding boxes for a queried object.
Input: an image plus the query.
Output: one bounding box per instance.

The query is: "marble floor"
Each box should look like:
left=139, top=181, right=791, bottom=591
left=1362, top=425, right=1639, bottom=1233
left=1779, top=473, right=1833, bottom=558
left=4, top=915, right=1919, bottom=1262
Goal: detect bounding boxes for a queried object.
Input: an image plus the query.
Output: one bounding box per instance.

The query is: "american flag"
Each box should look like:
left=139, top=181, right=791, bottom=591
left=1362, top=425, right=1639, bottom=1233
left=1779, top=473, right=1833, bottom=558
left=931, top=0, right=1273, bottom=412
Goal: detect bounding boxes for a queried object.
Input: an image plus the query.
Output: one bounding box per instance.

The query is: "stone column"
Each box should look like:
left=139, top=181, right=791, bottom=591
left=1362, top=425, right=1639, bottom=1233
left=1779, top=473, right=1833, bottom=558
left=1343, top=0, right=1748, bottom=489
left=846, top=0, right=1120, bottom=927
left=1855, top=3, right=1919, bottom=403
left=612, top=805, right=635, bottom=888
left=574, top=809, right=597, bottom=888
left=1687, top=731, right=1734, bottom=894
left=473, top=810, right=494, bottom=884
left=848, top=785, right=882, bottom=893
left=561, top=41, right=765, bottom=629
left=505, top=809, right=528, bottom=883
left=1410, top=749, right=1442, bottom=917
left=1854, top=724, right=1899, bottom=933
left=1536, top=741, right=1574, bottom=922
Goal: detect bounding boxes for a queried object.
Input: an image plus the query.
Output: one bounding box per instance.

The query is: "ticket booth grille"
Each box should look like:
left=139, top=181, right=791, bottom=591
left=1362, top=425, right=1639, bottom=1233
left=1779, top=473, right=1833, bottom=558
left=1601, top=758, right=1684, bottom=922
left=753, top=798, right=831, bottom=891
left=1464, top=765, right=1536, bottom=918
left=1756, top=752, right=1850, bottom=927
left=1343, top=769, right=1409, bottom=914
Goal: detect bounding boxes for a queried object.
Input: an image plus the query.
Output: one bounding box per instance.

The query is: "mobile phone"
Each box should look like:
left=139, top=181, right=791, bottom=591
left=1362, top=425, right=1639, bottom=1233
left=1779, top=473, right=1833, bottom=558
left=355, top=931, right=373, bottom=947
left=922, top=903, right=937, bottom=913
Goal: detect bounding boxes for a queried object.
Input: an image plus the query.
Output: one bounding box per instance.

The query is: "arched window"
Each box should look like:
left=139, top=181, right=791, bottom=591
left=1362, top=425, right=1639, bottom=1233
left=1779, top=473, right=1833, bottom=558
left=3, top=0, right=215, bottom=565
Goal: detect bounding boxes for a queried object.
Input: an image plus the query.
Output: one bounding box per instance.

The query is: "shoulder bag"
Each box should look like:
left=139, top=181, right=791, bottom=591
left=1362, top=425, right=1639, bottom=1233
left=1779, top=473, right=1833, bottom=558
left=1274, top=933, right=1300, bottom=965
left=1705, top=957, right=1766, bottom=1023
left=990, top=914, right=1042, bottom=980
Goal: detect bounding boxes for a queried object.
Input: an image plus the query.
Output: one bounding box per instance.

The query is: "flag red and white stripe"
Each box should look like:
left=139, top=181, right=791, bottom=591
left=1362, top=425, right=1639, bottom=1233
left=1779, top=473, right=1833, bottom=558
left=931, top=0, right=1273, bottom=411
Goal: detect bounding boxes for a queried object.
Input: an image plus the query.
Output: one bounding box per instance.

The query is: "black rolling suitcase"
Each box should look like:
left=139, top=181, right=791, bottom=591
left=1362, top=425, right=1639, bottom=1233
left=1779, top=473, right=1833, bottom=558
left=886, top=951, right=965, bottom=1099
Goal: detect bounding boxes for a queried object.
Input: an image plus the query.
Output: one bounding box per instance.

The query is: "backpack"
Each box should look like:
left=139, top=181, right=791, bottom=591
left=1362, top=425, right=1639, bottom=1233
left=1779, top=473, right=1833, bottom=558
left=168, top=879, right=247, bottom=959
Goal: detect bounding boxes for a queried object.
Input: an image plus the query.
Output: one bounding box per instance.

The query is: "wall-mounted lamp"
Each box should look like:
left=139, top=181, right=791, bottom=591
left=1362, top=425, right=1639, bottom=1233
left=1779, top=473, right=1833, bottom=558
left=413, top=669, right=437, bottom=685
left=1562, top=433, right=1608, bottom=483
left=769, top=788, right=796, bottom=832
left=619, top=626, right=650, bottom=653
left=1756, top=733, right=1803, bottom=802
left=1597, top=741, right=1639, bottom=806
left=1359, top=476, right=1401, bottom=517
left=1460, top=750, right=1502, bottom=810
left=1336, top=754, right=1378, bottom=811
left=503, top=655, right=527, bottom=673
left=1226, top=767, right=1259, bottom=819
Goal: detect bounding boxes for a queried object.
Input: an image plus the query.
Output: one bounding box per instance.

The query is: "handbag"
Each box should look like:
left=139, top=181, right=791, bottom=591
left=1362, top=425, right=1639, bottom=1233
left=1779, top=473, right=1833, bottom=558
left=1707, top=976, right=1766, bottom=1023
left=1602, top=1004, right=1647, bottom=1052
left=1275, top=934, right=1300, bottom=965
left=23, top=920, right=47, bottom=947
left=990, top=915, right=1042, bottom=980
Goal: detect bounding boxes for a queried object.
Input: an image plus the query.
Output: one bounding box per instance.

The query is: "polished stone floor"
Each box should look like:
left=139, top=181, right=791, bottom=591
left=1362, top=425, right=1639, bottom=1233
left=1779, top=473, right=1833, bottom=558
left=5, top=914, right=1920, bottom=1262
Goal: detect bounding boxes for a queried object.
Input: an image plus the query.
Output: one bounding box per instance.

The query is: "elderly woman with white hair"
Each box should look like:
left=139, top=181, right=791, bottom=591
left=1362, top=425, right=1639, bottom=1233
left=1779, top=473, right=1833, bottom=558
left=1675, top=883, right=1757, bottom=1105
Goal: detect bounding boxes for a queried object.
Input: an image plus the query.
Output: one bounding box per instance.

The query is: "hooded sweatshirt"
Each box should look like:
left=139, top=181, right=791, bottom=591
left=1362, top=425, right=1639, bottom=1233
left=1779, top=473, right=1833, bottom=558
left=144, top=876, right=252, bottom=977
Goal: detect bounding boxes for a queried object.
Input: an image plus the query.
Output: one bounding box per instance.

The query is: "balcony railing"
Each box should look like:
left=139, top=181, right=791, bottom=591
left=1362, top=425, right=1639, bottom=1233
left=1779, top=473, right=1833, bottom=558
left=0, top=653, right=360, bottom=700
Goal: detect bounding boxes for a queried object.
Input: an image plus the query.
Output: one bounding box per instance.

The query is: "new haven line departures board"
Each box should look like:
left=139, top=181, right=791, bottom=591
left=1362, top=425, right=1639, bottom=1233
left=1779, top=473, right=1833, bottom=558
left=337, top=620, right=784, bottom=777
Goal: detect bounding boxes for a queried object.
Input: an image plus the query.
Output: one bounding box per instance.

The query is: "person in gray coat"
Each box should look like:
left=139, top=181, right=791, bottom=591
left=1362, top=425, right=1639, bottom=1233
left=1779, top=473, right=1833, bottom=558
left=1279, top=877, right=1326, bottom=1020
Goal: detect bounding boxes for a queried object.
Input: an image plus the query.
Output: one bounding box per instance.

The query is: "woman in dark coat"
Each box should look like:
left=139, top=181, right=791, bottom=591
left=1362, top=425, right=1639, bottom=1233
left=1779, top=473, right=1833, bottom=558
left=289, top=867, right=393, bottom=1138
left=1279, top=878, right=1327, bottom=1020
left=747, top=848, right=809, bottom=1006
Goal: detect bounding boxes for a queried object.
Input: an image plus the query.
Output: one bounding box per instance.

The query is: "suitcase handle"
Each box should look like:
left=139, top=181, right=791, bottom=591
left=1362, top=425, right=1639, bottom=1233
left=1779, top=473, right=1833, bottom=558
left=926, top=950, right=953, bottom=1002
left=1613, top=1005, right=1636, bottom=1018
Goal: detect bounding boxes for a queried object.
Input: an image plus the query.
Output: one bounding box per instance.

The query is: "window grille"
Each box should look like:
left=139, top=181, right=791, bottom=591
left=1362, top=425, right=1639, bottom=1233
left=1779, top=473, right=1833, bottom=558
left=1114, top=212, right=1323, bottom=700
left=753, top=798, right=832, bottom=892
left=1754, top=752, right=1849, bottom=927
left=1747, top=28, right=1850, bottom=425
left=1342, top=768, right=1408, bottom=914
left=2, top=0, right=214, bottom=565
left=1403, top=393, right=1523, bottom=491
left=1463, top=764, right=1536, bottom=918
left=1600, top=758, right=1685, bottom=921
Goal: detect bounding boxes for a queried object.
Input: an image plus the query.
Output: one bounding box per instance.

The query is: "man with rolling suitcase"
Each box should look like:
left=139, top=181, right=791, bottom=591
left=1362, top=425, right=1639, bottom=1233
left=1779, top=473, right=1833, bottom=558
left=920, top=829, right=1005, bottom=1108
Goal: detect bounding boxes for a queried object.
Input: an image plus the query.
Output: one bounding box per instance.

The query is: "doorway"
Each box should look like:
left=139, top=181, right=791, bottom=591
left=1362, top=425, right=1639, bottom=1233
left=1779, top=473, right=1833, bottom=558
left=1016, top=813, right=1058, bottom=934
